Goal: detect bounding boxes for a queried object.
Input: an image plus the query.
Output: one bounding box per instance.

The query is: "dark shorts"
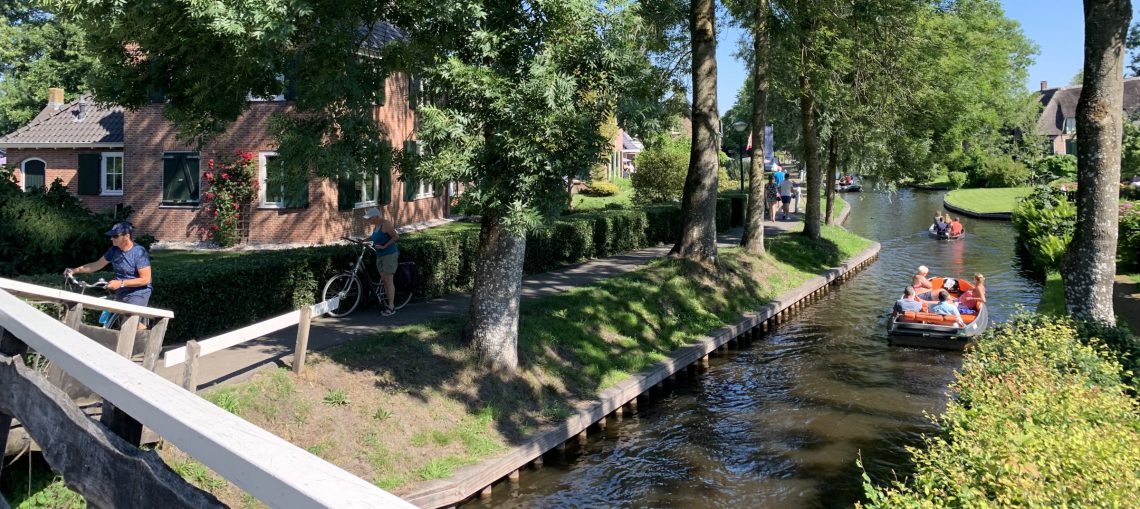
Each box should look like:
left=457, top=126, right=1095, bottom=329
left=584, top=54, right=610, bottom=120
left=116, top=289, right=152, bottom=307
left=780, top=196, right=792, bottom=204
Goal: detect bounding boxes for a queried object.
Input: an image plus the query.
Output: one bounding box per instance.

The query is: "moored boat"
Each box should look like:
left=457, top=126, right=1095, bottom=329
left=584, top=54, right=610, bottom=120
left=888, top=276, right=989, bottom=350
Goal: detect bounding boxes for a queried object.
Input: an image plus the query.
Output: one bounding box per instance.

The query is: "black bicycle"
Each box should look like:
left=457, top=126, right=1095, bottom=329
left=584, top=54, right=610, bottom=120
left=62, top=272, right=125, bottom=329
left=321, top=237, right=415, bottom=317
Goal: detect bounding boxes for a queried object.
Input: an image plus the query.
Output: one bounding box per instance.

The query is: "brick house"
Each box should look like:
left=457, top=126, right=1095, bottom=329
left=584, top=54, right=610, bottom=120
left=0, top=31, right=447, bottom=245
left=1035, top=77, right=1140, bottom=156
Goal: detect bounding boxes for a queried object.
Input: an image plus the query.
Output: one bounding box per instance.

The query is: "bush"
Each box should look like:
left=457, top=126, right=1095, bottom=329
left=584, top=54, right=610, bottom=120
left=946, top=171, right=967, bottom=189
left=0, top=177, right=131, bottom=277
left=862, top=315, right=1140, bottom=507
left=976, top=156, right=1031, bottom=187
left=1011, top=186, right=1076, bottom=272
left=1034, top=154, right=1078, bottom=182
left=631, top=137, right=688, bottom=204
left=580, top=181, right=620, bottom=197
left=1120, top=201, right=1140, bottom=270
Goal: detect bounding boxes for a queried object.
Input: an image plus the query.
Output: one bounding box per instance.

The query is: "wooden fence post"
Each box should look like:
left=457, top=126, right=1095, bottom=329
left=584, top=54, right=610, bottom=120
left=101, top=315, right=143, bottom=445
left=181, top=341, right=201, bottom=392
left=293, top=306, right=313, bottom=374
left=0, top=326, right=29, bottom=480
left=142, top=317, right=169, bottom=371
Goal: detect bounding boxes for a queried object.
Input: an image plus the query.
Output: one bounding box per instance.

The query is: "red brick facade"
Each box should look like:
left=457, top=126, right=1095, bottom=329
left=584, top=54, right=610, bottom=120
left=8, top=148, right=124, bottom=213
left=7, top=72, right=447, bottom=245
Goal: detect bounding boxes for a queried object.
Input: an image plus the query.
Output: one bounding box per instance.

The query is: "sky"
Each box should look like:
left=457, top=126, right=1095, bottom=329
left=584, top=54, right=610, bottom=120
left=716, top=0, right=1139, bottom=116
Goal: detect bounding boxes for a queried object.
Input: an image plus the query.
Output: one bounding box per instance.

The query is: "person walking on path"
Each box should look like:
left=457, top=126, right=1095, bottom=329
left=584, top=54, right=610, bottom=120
left=365, top=207, right=400, bottom=316
left=764, top=174, right=780, bottom=222
left=778, top=176, right=795, bottom=220
left=65, top=221, right=153, bottom=328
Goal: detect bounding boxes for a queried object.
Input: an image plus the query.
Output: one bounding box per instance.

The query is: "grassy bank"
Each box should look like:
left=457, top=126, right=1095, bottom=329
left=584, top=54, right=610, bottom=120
left=572, top=178, right=633, bottom=210
left=1037, top=271, right=1065, bottom=316
left=944, top=187, right=1032, bottom=214
left=148, top=225, right=871, bottom=505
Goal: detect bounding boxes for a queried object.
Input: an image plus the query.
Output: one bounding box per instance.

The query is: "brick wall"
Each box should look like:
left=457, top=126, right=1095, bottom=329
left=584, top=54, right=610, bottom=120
left=6, top=147, right=126, bottom=214
left=122, top=71, right=447, bottom=245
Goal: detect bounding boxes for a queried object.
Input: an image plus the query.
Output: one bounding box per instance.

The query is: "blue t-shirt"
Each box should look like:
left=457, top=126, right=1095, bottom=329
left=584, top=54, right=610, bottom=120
left=773, top=170, right=786, bottom=186
left=930, top=301, right=961, bottom=318
left=103, top=244, right=152, bottom=295
left=370, top=227, right=399, bottom=256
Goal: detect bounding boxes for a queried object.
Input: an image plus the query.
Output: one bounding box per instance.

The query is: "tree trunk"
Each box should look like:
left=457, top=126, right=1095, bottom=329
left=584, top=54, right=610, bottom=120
left=1063, top=0, right=1132, bottom=324
left=825, top=133, right=838, bottom=225
left=465, top=212, right=526, bottom=372
left=741, top=0, right=770, bottom=255
left=799, top=71, right=822, bottom=240
left=672, top=0, right=720, bottom=267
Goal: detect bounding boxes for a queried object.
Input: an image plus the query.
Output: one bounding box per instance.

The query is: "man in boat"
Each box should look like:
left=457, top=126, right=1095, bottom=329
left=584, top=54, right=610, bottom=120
left=933, top=214, right=950, bottom=236
left=893, top=287, right=923, bottom=318
left=949, top=217, right=964, bottom=237
left=930, top=290, right=966, bottom=328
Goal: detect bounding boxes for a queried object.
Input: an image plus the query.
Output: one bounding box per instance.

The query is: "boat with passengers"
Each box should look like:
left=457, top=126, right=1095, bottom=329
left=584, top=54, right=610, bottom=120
left=927, top=224, right=964, bottom=240
left=888, top=276, right=989, bottom=350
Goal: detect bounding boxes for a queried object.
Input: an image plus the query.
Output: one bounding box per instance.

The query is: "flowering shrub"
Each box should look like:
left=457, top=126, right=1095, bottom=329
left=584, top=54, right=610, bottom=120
left=203, top=151, right=259, bottom=247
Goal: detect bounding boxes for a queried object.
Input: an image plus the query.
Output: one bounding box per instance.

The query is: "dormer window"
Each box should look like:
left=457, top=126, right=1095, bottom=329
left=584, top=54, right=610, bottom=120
left=1064, top=117, right=1076, bottom=134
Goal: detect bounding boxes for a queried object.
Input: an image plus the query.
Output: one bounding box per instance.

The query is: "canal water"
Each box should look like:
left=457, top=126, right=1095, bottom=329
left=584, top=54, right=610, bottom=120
left=471, top=190, right=1043, bottom=508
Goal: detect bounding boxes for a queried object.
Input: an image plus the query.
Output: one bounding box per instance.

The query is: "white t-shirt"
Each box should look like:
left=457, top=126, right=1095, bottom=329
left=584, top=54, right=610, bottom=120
left=778, top=178, right=795, bottom=197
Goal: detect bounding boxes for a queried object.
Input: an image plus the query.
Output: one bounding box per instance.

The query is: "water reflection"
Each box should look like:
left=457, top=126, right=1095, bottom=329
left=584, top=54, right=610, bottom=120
left=470, top=190, right=1041, bottom=508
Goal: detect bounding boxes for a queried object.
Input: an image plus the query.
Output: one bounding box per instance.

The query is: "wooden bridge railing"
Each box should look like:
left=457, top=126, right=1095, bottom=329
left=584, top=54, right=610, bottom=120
left=0, top=289, right=415, bottom=508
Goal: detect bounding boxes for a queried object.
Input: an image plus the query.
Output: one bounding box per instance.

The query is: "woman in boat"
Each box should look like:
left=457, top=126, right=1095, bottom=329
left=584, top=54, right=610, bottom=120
left=912, top=265, right=933, bottom=291
left=960, top=273, right=986, bottom=311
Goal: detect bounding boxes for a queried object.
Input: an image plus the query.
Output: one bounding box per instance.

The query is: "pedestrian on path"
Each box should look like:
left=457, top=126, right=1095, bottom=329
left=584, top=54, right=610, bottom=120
left=365, top=207, right=400, bottom=316
left=764, top=174, right=780, bottom=222
left=778, top=177, right=795, bottom=220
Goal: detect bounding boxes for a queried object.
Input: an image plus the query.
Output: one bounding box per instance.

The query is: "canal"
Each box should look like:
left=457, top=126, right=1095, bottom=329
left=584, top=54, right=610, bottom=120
left=471, top=190, right=1043, bottom=508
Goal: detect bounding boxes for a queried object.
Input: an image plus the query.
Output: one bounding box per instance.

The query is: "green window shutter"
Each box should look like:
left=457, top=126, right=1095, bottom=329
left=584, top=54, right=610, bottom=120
left=337, top=175, right=356, bottom=211
left=408, top=75, right=420, bottom=110
left=182, top=155, right=200, bottom=203
left=376, top=71, right=387, bottom=106
left=403, top=140, right=419, bottom=202
left=162, top=153, right=199, bottom=204
left=162, top=155, right=180, bottom=203
left=379, top=140, right=392, bottom=205
left=77, top=153, right=101, bottom=195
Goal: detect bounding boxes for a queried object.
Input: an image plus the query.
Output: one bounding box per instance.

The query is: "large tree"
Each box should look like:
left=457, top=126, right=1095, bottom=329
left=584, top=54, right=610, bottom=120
left=1063, top=0, right=1132, bottom=323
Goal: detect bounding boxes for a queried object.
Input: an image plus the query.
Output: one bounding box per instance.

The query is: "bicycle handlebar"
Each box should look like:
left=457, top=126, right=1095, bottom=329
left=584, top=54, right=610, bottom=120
left=64, top=272, right=109, bottom=289
left=342, top=236, right=376, bottom=250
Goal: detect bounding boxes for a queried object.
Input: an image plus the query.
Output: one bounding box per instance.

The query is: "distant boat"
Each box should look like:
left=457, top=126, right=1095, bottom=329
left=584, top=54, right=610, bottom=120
left=928, top=224, right=964, bottom=240
left=888, top=277, right=989, bottom=351
left=836, top=176, right=861, bottom=192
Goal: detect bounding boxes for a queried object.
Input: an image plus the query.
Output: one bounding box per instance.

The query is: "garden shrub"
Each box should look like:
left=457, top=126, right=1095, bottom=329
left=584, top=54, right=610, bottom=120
left=1011, top=186, right=1075, bottom=272
left=580, top=181, right=620, bottom=197
left=975, top=155, right=1030, bottom=187
left=1033, top=154, right=1077, bottom=182
left=861, top=315, right=1140, bottom=507
left=631, top=137, right=688, bottom=204
left=946, top=171, right=967, bottom=189
left=1120, top=201, right=1140, bottom=271
left=643, top=203, right=682, bottom=245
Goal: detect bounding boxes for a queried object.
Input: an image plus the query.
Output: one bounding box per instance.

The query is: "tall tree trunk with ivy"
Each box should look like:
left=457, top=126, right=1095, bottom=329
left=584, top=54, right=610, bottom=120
left=672, top=0, right=720, bottom=266
left=741, top=0, right=770, bottom=255
left=825, top=134, right=838, bottom=225
left=466, top=209, right=526, bottom=372
left=1063, top=0, right=1132, bottom=323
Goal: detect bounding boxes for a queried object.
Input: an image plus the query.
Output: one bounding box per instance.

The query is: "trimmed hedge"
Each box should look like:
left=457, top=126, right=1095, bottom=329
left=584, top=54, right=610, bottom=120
left=861, top=315, right=1140, bottom=507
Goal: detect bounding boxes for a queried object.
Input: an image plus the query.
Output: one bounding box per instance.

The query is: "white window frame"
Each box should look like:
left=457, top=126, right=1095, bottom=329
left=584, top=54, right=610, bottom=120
left=258, top=151, right=286, bottom=208
left=19, top=158, right=46, bottom=192
left=413, top=180, right=434, bottom=200
left=354, top=173, right=379, bottom=208
left=101, top=152, right=124, bottom=196
left=1064, top=117, right=1076, bottom=134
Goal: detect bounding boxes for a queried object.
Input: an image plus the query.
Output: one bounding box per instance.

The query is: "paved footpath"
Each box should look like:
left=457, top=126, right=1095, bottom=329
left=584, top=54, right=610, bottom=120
left=155, top=212, right=822, bottom=391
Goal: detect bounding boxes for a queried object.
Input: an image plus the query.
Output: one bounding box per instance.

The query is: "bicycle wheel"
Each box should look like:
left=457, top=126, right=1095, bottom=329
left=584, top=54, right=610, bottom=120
left=390, top=267, right=414, bottom=310
left=322, top=273, right=362, bottom=317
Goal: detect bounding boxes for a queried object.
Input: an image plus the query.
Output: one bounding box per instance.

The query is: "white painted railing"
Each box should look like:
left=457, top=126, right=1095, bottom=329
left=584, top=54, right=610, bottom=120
left=0, top=289, right=414, bottom=508
left=162, top=297, right=338, bottom=368
left=0, top=277, right=174, bottom=319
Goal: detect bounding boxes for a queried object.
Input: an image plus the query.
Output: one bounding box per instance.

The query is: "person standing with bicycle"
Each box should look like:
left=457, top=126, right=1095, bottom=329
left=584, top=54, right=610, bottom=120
left=65, top=222, right=153, bottom=314
left=364, top=207, right=399, bottom=316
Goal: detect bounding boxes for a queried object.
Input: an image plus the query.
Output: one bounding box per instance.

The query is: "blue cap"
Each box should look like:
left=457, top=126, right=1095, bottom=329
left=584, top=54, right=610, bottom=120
left=105, top=222, right=133, bottom=237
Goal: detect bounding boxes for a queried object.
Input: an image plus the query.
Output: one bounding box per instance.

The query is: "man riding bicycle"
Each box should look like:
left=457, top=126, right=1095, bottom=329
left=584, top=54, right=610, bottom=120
left=65, top=222, right=153, bottom=316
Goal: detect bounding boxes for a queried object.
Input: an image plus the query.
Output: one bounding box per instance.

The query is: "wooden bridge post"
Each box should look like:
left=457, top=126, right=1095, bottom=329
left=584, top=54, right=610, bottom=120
left=101, top=316, right=143, bottom=445
left=0, top=326, right=29, bottom=479
left=142, top=318, right=169, bottom=372
left=181, top=341, right=201, bottom=392
left=293, top=306, right=313, bottom=375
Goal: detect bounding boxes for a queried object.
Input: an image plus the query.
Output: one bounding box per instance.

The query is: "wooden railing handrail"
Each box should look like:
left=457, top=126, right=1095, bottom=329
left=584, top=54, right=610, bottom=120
left=0, top=277, right=174, bottom=320
left=162, top=297, right=338, bottom=368
left=0, top=289, right=415, bottom=508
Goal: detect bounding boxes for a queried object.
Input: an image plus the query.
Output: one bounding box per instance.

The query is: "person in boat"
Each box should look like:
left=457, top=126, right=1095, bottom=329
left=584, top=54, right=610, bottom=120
left=930, top=289, right=966, bottom=328
left=960, top=273, right=986, bottom=311
left=932, top=214, right=950, bottom=235
left=893, top=286, right=924, bottom=317
left=948, top=216, right=964, bottom=237
left=912, top=265, right=933, bottom=291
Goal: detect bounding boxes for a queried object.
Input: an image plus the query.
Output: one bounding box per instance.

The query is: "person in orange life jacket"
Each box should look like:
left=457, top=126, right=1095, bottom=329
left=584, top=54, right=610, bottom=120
left=364, top=207, right=400, bottom=316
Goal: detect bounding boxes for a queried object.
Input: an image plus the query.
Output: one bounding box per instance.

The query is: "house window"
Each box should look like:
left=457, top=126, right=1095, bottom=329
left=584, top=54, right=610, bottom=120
left=20, top=159, right=46, bottom=192
left=101, top=152, right=123, bottom=195
left=259, top=152, right=285, bottom=207
left=355, top=173, right=378, bottom=207
left=413, top=180, right=434, bottom=199
left=1064, top=117, right=1076, bottom=134
left=161, top=152, right=200, bottom=206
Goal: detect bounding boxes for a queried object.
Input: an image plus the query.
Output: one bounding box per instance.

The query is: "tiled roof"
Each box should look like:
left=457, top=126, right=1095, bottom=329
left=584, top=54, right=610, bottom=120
left=0, top=96, right=123, bottom=147
left=1037, top=77, right=1140, bottom=136
left=359, top=22, right=408, bottom=50
left=621, top=131, right=644, bottom=152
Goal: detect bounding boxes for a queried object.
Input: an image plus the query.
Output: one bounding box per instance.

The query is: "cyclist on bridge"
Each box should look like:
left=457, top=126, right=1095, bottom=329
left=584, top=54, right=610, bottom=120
left=65, top=221, right=153, bottom=310
left=364, top=207, right=399, bottom=316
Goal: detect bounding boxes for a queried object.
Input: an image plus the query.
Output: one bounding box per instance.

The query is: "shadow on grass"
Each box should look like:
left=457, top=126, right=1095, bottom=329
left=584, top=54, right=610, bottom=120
left=766, top=231, right=844, bottom=275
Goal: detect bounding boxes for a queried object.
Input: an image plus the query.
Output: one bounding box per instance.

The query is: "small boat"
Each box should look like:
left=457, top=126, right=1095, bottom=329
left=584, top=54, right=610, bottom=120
left=928, top=224, right=963, bottom=240
left=837, top=183, right=862, bottom=192
left=888, top=276, right=989, bottom=351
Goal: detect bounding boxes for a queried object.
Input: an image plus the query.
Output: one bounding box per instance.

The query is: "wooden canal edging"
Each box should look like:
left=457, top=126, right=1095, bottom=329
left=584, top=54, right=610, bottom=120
left=399, top=241, right=882, bottom=508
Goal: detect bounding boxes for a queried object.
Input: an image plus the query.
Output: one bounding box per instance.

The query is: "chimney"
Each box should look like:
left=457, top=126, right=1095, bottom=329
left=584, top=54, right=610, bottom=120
left=1040, top=80, right=1049, bottom=91
left=47, top=87, right=65, bottom=110
left=76, top=96, right=87, bottom=121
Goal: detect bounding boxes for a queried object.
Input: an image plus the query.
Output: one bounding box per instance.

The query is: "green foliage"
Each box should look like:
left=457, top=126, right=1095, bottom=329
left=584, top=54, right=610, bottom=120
left=201, top=152, right=259, bottom=247
left=0, top=177, right=130, bottom=277
left=974, top=155, right=1030, bottom=187
left=1120, top=201, right=1140, bottom=271
left=580, top=181, right=620, bottom=197
left=1034, top=154, right=1078, bottom=182
left=1123, top=116, right=1140, bottom=180
left=946, top=171, right=967, bottom=189
left=323, top=388, right=351, bottom=407
left=1011, top=186, right=1076, bottom=272
left=861, top=315, right=1140, bottom=507
left=631, top=136, right=689, bottom=204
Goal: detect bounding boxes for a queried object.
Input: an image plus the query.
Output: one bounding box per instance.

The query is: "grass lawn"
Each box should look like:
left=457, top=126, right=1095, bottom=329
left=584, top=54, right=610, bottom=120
left=1037, top=271, right=1065, bottom=316
left=913, top=174, right=951, bottom=189
left=943, top=187, right=1032, bottom=214
left=147, top=225, right=872, bottom=505
left=571, top=178, right=632, bottom=210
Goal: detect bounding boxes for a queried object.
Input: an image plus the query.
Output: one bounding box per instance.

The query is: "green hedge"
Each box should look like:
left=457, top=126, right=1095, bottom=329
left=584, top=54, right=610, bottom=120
left=861, top=315, right=1140, bottom=507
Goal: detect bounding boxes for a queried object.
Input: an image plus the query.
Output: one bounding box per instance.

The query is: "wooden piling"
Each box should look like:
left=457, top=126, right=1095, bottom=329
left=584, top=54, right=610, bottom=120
left=293, top=305, right=313, bottom=374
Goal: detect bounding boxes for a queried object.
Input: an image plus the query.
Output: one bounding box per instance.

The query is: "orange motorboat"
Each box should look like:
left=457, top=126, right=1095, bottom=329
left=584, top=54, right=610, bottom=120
left=888, top=276, right=989, bottom=350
